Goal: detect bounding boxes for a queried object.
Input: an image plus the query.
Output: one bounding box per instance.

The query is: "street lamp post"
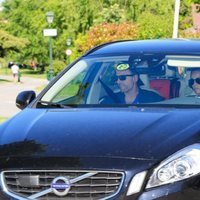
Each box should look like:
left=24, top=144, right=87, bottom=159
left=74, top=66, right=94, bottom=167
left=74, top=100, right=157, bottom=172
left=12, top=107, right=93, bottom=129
left=46, top=11, right=54, bottom=81
left=66, top=38, right=72, bottom=47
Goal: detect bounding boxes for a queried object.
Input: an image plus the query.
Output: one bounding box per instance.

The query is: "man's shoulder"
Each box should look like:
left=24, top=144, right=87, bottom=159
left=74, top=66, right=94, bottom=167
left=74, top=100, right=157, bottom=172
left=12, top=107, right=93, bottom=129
left=139, top=89, right=164, bottom=102
left=140, top=89, right=158, bottom=95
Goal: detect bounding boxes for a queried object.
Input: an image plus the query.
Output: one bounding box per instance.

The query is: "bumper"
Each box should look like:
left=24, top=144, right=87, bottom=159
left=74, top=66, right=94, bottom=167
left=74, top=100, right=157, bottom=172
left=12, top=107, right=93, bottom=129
left=1, top=157, right=200, bottom=200
left=137, top=176, right=200, bottom=200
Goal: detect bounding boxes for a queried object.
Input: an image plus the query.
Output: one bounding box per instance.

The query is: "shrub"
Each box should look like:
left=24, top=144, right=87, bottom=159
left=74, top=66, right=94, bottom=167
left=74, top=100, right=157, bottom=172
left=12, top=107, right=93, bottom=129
left=74, top=22, right=139, bottom=55
left=52, top=60, right=66, bottom=75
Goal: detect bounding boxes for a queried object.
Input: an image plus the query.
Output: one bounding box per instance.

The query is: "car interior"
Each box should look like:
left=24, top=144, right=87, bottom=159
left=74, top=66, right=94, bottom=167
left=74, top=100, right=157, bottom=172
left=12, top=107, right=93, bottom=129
left=86, top=55, right=199, bottom=105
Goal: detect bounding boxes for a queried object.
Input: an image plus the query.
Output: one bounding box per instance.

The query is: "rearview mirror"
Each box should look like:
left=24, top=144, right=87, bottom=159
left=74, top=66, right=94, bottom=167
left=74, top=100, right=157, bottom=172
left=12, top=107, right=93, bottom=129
left=16, top=90, right=36, bottom=110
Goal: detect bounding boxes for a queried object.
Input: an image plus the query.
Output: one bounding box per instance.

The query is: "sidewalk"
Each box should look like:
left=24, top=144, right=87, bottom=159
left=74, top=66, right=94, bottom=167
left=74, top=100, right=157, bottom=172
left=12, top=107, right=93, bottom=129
left=0, top=75, right=48, bottom=118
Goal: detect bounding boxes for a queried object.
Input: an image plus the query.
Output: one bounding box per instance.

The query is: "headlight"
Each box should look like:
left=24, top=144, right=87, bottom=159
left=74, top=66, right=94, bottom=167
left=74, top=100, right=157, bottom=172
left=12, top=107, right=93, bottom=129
left=146, top=144, right=200, bottom=189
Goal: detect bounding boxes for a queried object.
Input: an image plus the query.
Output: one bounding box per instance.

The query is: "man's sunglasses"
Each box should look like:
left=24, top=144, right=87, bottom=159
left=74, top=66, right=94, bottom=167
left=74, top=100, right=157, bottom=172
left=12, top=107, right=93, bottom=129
left=188, top=78, right=200, bottom=88
left=114, top=74, right=135, bottom=81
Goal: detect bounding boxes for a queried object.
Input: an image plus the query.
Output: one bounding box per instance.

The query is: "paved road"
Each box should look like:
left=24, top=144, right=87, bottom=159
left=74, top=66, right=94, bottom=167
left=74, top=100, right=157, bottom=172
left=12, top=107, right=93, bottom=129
left=0, top=75, right=47, bottom=118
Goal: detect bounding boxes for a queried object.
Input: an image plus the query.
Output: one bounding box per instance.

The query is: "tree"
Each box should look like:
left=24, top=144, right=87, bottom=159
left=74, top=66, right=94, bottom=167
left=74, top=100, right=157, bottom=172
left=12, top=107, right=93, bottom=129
left=74, top=22, right=139, bottom=57
left=1, top=0, right=49, bottom=65
left=138, top=12, right=173, bottom=39
left=0, top=29, right=28, bottom=59
left=185, top=0, right=200, bottom=3
left=94, top=3, right=126, bottom=24
left=1, top=0, right=103, bottom=67
left=135, top=0, right=174, bottom=38
left=0, top=0, right=197, bottom=73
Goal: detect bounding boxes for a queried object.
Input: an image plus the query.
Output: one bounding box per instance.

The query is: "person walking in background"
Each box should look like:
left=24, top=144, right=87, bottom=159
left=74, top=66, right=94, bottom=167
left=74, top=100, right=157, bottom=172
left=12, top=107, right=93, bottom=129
left=8, top=61, right=14, bottom=69
left=11, top=63, right=19, bottom=82
left=17, top=70, right=21, bottom=83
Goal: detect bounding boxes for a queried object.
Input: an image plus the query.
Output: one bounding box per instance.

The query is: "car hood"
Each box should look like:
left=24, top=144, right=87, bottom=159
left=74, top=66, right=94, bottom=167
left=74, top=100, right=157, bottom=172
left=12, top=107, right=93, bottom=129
left=0, top=107, right=200, bottom=161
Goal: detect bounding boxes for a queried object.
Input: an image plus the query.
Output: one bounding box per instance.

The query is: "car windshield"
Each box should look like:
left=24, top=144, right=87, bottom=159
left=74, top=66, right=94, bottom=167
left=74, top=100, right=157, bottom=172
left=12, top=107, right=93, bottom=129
left=39, top=53, right=200, bottom=108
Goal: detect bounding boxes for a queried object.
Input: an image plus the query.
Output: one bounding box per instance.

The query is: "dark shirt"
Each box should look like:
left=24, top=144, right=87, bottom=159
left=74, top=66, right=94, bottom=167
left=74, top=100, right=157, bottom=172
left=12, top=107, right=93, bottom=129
left=101, top=89, right=164, bottom=104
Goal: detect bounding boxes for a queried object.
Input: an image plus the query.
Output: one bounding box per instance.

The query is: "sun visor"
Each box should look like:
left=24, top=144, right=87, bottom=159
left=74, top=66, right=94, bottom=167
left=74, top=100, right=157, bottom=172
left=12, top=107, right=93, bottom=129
left=167, top=55, right=200, bottom=67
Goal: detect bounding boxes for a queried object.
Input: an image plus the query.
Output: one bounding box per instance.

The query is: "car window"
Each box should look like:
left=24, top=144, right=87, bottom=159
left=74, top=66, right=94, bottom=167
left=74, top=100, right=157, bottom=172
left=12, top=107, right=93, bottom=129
left=39, top=54, right=200, bottom=108
left=52, top=71, right=86, bottom=102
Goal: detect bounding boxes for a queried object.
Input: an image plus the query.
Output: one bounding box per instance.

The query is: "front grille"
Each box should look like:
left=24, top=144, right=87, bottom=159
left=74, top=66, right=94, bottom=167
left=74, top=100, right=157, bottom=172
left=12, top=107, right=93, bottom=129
left=1, top=170, right=124, bottom=200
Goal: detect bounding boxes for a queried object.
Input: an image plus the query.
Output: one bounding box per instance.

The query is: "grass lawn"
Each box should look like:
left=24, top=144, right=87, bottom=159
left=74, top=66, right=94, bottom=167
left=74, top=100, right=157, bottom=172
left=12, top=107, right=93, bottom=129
left=0, top=79, right=12, bottom=83
left=19, top=68, right=46, bottom=79
left=0, top=67, right=46, bottom=79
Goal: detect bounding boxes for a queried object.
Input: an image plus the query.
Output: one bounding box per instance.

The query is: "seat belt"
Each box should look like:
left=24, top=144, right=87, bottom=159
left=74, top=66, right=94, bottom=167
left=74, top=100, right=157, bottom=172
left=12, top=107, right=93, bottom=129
left=98, top=78, right=121, bottom=103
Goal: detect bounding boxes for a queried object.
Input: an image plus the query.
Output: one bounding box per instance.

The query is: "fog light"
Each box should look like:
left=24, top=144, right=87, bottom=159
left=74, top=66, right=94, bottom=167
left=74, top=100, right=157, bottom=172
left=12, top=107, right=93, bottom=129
left=127, top=171, right=147, bottom=196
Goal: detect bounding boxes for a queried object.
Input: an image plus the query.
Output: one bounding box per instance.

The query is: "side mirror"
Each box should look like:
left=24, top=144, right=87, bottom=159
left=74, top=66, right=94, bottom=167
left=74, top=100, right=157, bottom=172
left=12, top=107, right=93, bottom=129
left=16, top=90, right=36, bottom=110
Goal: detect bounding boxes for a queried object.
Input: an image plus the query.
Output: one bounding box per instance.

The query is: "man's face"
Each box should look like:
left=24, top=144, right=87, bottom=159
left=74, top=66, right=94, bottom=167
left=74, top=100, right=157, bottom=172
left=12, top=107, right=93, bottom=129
left=115, top=69, right=138, bottom=93
left=191, top=70, right=200, bottom=95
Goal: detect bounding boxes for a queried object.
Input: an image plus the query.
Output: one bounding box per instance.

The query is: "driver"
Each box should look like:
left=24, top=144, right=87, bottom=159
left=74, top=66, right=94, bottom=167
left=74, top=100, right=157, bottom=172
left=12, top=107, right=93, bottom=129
left=101, top=63, right=164, bottom=104
left=114, top=63, right=164, bottom=104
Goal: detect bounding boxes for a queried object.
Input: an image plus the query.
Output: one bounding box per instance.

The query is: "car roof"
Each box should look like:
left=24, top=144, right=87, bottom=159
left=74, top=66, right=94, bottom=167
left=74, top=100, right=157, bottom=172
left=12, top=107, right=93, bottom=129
left=85, top=39, right=200, bottom=56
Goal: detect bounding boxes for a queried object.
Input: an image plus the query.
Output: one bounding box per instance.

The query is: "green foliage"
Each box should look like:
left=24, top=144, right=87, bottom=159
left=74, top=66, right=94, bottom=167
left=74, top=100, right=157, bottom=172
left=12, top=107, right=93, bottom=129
left=179, top=1, right=193, bottom=30
left=52, top=59, right=66, bottom=75
left=1, top=0, right=49, bottom=65
left=138, top=12, right=173, bottom=39
left=0, top=29, right=28, bottom=59
left=0, top=0, right=198, bottom=74
left=0, top=57, right=7, bottom=68
left=186, top=0, right=200, bottom=3
left=135, top=0, right=174, bottom=39
left=94, top=3, right=126, bottom=24
left=1, top=0, right=103, bottom=67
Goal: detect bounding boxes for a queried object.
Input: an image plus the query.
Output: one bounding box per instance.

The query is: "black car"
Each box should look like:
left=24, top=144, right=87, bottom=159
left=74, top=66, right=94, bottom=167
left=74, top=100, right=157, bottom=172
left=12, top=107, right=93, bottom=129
left=0, top=39, right=200, bottom=200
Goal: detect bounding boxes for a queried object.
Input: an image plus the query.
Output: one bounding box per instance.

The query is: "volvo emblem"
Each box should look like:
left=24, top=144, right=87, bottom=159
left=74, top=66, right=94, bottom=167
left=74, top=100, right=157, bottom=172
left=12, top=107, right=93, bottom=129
left=51, top=176, right=71, bottom=196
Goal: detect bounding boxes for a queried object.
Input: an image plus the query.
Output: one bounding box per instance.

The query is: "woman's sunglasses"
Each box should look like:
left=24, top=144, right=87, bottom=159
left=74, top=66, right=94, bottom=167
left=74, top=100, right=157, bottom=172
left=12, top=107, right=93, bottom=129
left=188, top=78, right=200, bottom=88
left=114, top=74, right=135, bottom=81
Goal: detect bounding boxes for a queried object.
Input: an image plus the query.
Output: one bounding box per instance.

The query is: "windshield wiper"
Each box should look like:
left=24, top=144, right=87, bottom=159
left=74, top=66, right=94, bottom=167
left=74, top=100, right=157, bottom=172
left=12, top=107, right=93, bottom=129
left=37, top=101, right=73, bottom=108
